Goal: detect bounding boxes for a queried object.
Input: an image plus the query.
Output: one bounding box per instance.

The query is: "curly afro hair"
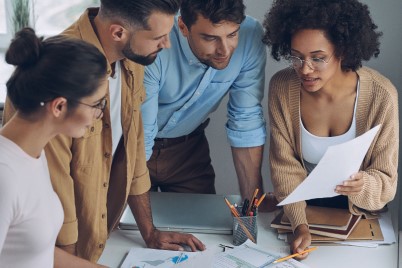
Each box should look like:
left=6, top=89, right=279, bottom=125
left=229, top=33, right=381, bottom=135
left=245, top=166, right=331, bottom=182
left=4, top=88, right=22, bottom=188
left=262, top=0, right=382, bottom=71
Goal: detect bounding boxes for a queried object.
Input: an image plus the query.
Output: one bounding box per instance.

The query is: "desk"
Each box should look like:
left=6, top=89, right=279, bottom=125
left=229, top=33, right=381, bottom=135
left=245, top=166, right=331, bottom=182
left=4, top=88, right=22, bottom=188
left=98, top=212, right=397, bottom=268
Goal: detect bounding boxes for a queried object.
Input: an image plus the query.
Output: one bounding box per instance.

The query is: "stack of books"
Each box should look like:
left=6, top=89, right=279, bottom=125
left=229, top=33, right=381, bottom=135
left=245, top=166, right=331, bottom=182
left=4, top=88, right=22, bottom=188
left=270, top=206, right=384, bottom=244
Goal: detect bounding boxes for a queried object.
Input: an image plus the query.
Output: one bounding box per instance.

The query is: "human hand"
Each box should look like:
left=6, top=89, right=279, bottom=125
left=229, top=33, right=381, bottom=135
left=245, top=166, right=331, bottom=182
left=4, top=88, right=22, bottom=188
left=256, top=192, right=278, bottom=212
left=335, top=172, right=364, bottom=196
left=145, top=229, right=205, bottom=252
left=291, top=224, right=311, bottom=260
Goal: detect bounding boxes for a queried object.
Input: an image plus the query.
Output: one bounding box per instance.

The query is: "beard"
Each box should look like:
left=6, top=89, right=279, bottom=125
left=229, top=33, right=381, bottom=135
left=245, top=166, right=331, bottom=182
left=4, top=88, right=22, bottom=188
left=122, top=41, right=161, bottom=66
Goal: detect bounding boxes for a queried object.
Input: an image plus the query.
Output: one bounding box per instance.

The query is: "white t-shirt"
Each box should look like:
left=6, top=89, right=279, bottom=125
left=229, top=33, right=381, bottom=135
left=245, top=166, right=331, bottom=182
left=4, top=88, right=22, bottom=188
left=109, top=61, right=123, bottom=156
left=0, top=135, right=63, bottom=267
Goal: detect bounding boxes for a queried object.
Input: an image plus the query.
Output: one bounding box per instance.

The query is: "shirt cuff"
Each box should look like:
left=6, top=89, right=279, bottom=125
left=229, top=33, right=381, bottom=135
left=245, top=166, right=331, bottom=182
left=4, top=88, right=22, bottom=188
left=129, top=169, right=151, bottom=195
left=56, top=218, right=78, bottom=246
left=226, top=125, right=266, bottom=147
left=284, top=202, right=308, bottom=231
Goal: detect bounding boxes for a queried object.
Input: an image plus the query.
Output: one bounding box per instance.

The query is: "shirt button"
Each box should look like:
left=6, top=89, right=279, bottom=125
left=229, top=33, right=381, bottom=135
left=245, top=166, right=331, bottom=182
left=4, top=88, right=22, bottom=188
left=104, top=152, right=111, bottom=158
left=103, top=182, right=108, bottom=187
left=101, top=213, right=106, bottom=219
left=99, top=243, right=104, bottom=249
left=90, top=126, right=95, bottom=132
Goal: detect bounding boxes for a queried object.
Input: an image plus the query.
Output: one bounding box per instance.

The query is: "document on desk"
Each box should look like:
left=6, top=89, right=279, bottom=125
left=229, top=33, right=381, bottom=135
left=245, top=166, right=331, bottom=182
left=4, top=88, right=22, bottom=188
left=213, top=240, right=311, bottom=268
left=120, top=248, right=201, bottom=268
left=278, top=125, right=381, bottom=206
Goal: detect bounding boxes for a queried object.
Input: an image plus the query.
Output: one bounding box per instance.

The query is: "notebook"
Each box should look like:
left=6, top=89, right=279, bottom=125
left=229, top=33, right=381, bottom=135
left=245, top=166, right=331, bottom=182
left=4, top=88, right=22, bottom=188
left=119, top=192, right=242, bottom=234
left=271, top=210, right=362, bottom=239
left=281, top=206, right=354, bottom=230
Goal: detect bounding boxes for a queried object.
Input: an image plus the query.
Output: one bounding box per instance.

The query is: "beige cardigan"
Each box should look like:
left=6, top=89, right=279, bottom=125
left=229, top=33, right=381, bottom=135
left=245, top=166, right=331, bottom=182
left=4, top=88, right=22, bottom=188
left=268, top=66, right=399, bottom=230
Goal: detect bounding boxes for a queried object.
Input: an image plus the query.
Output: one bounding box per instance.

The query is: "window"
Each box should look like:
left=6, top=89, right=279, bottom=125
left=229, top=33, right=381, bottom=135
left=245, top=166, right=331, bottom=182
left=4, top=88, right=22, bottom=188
left=0, top=0, right=6, bottom=34
left=0, top=0, right=99, bottom=104
left=34, top=0, right=100, bottom=36
left=0, top=0, right=99, bottom=48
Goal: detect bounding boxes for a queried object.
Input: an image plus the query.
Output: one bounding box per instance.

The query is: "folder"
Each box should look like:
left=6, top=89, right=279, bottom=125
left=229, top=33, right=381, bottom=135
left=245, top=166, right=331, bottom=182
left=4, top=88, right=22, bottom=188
left=271, top=210, right=362, bottom=240
left=281, top=206, right=353, bottom=231
left=285, top=218, right=384, bottom=244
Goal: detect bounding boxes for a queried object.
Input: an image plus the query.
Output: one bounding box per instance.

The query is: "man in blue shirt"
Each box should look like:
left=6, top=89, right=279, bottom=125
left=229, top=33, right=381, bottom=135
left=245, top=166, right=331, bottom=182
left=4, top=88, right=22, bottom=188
left=142, top=0, right=273, bottom=208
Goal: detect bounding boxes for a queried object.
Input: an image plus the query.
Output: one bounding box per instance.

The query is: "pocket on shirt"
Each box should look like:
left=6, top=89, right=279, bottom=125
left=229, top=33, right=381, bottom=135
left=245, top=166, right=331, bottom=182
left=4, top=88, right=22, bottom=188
left=82, top=119, right=103, bottom=138
left=71, top=119, right=104, bottom=167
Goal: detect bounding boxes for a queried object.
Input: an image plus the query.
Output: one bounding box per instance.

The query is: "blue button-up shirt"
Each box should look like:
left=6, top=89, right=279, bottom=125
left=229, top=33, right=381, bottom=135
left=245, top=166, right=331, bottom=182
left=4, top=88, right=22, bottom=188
left=142, top=15, right=267, bottom=160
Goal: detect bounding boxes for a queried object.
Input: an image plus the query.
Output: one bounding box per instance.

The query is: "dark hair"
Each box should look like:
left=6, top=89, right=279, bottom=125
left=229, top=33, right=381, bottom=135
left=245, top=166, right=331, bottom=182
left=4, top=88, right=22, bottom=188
left=5, top=28, right=107, bottom=115
left=262, top=0, right=382, bottom=71
left=100, top=0, right=181, bottom=30
left=180, top=0, right=245, bottom=29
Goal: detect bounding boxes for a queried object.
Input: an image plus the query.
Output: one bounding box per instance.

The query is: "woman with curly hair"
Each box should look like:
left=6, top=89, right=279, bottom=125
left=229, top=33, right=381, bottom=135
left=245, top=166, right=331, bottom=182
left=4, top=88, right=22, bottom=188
left=263, top=0, right=398, bottom=259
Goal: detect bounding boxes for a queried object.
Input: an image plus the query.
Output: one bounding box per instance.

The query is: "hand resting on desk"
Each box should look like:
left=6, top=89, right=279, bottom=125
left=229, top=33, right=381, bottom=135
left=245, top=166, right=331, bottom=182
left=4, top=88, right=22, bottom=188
left=145, top=229, right=206, bottom=252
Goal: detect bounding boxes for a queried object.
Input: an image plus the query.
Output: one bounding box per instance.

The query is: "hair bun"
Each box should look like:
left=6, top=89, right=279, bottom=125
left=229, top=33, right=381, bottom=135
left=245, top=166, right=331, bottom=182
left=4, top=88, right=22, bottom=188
left=5, top=27, right=43, bottom=68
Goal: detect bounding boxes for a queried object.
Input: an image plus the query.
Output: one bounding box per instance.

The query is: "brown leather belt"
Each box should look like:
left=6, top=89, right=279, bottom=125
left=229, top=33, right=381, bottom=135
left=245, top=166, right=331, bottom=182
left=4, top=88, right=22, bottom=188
left=154, top=118, right=210, bottom=149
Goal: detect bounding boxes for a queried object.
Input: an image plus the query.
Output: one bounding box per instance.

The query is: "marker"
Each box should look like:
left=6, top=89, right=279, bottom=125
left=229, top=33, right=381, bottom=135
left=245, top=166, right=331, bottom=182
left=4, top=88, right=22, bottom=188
left=242, top=199, right=249, bottom=216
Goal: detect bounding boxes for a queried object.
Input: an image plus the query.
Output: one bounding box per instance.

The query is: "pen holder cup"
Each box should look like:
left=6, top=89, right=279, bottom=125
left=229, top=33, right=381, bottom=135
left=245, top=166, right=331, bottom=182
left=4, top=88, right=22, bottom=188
left=232, top=209, right=258, bottom=246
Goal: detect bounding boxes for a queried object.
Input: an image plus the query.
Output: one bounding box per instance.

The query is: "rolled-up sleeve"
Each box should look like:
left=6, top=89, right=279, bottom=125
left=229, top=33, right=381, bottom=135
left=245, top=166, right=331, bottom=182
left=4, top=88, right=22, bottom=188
left=226, top=21, right=267, bottom=147
left=142, top=57, right=163, bottom=160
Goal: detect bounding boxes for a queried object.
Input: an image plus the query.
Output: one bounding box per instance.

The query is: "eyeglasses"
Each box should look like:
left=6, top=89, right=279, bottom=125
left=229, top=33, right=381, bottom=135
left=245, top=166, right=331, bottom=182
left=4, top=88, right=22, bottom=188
left=70, top=97, right=107, bottom=119
left=287, top=53, right=334, bottom=71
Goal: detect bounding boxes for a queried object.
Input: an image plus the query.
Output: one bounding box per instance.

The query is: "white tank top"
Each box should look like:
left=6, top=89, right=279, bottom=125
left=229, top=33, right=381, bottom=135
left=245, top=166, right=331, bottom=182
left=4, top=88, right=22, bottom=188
left=301, top=81, right=359, bottom=167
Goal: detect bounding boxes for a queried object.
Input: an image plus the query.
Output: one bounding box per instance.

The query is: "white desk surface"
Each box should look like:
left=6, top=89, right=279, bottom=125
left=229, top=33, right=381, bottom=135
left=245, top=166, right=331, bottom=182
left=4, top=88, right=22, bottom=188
left=98, top=212, right=398, bottom=268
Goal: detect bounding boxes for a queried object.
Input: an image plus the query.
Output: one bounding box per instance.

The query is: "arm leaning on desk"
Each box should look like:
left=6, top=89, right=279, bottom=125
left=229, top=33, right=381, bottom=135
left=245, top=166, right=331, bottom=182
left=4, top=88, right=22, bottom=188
left=98, top=212, right=398, bottom=268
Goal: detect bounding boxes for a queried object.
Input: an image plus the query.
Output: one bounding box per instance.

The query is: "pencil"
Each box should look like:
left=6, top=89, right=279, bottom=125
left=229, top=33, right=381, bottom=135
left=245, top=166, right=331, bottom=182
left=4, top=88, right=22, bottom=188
left=251, top=188, right=259, bottom=203
left=256, top=193, right=267, bottom=207
left=273, top=247, right=318, bottom=264
left=247, top=188, right=259, bottom=215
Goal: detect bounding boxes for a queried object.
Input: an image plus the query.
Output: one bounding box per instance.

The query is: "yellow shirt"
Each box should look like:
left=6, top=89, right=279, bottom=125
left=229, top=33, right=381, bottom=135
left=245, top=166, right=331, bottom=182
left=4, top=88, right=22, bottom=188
left=3, top=8, right=151, bottom=262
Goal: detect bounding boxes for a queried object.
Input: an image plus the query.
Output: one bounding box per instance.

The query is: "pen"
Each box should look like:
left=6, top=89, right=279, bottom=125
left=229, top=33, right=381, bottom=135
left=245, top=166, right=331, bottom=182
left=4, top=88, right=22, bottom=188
left=273, top=247, right=318, bottom=264
left=224, top=197, right=240, bottom=217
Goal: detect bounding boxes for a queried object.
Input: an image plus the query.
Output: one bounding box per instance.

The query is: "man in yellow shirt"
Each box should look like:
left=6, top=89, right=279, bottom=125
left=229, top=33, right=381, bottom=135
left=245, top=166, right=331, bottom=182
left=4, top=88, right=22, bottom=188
left=3, top=0, right=205, bottom=266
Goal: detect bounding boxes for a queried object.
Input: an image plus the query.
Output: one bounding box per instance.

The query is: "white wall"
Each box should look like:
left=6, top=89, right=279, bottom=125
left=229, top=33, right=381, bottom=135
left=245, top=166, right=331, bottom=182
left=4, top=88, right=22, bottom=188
left=207, top=0, right=402, bottom=228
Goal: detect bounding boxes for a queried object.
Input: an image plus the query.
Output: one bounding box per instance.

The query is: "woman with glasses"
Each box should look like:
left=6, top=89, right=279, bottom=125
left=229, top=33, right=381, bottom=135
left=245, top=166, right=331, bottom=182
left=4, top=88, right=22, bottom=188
left=263, top=0, right=398, bottom=259
left=0, top=28, right=108, bottom=267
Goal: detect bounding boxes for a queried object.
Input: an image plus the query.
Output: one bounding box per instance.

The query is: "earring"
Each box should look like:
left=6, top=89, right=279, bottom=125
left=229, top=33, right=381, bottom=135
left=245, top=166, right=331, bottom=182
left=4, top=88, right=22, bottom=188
left=40, top=102, right=45, bottom=106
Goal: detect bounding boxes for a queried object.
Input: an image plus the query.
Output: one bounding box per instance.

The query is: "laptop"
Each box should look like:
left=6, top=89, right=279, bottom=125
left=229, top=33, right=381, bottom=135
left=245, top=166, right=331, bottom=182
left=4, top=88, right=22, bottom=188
left=119, top=192, right=241, bottom=234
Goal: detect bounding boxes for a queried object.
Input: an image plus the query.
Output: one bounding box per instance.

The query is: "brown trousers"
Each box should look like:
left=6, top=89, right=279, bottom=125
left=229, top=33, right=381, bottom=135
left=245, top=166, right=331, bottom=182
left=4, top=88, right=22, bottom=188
left=147, top=124, right=216, bottom=193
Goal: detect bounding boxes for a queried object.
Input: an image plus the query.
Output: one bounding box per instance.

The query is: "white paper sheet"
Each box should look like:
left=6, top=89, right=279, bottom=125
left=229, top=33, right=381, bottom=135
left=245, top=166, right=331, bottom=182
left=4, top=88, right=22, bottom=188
left=213, top=240, right=311, bottom=268
left=120, top=248, right=201, bottom=268
left=278, top=125, right=381, bottom=206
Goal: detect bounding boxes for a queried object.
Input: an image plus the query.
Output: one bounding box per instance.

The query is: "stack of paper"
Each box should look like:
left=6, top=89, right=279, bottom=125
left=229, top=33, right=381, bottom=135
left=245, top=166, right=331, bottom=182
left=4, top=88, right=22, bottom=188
left=271, top=207, right=385, bottom=243
left=271, top=207, right=364, bottom=240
